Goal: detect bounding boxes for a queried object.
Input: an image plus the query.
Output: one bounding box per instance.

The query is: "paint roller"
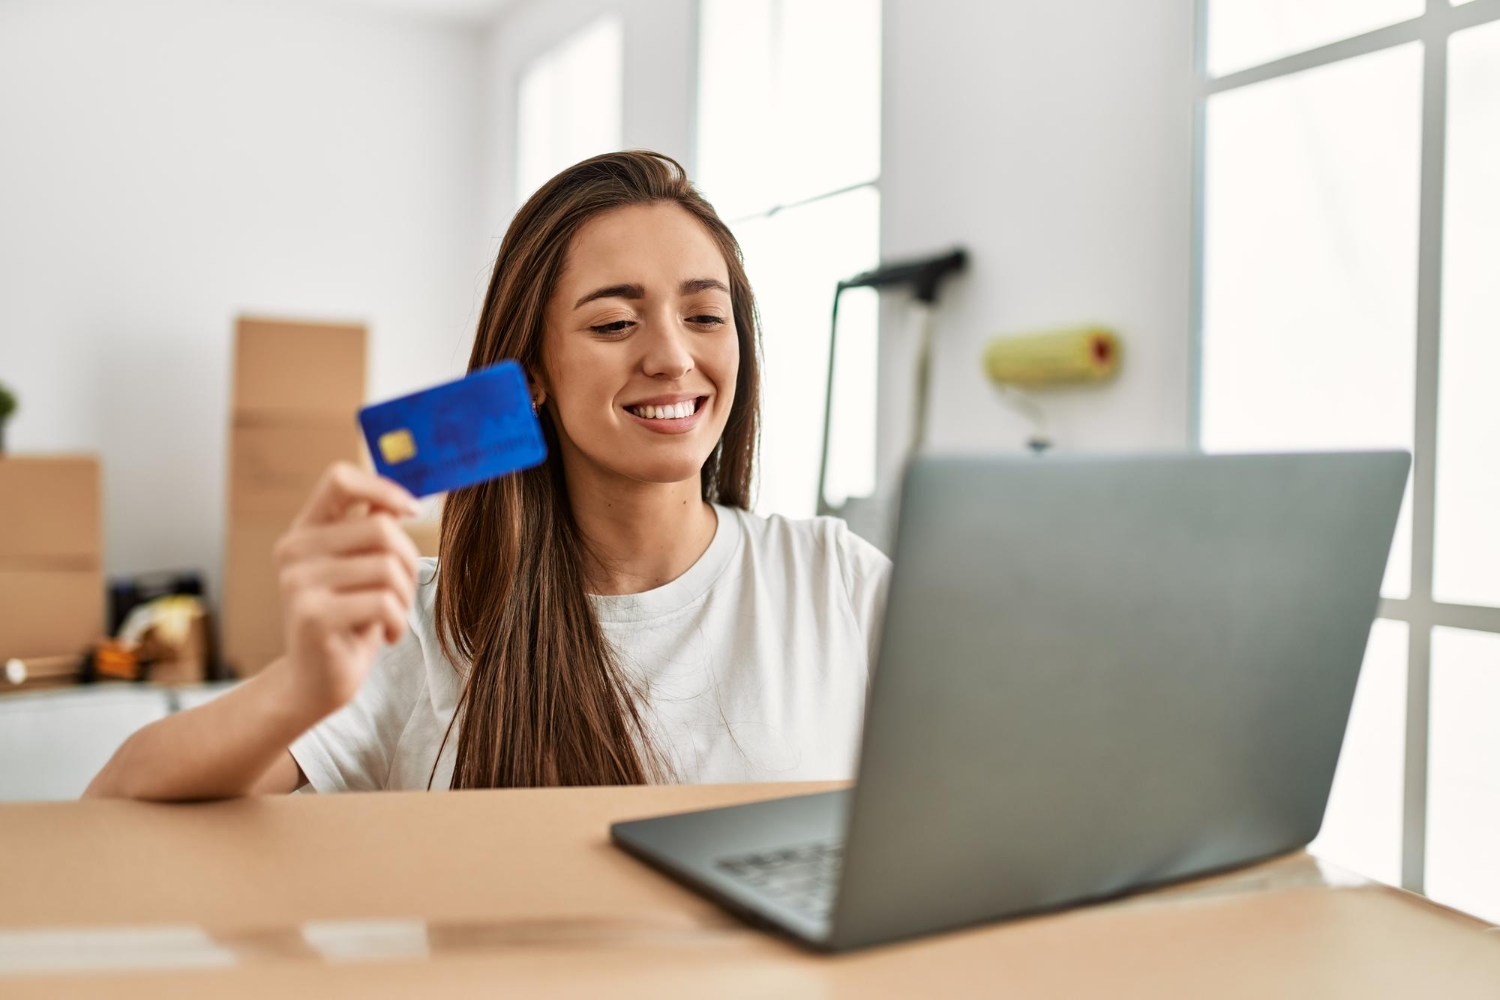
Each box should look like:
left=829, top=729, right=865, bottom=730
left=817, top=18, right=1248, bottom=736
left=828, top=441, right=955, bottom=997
left=981, top=324, right=1122, bottom=452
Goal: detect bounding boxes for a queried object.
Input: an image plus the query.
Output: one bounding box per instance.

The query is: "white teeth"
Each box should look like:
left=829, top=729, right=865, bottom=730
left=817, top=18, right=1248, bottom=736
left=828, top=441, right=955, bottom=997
left=629, top=399, right=698, bottom=419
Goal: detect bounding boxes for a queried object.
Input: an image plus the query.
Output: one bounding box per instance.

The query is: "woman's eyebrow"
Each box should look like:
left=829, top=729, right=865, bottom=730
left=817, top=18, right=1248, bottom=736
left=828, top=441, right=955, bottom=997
left=679, top=277, right=729, bottom=296
left=572, top=278, right=729, bottom=311
left=573, top=283, right=644, bottom=310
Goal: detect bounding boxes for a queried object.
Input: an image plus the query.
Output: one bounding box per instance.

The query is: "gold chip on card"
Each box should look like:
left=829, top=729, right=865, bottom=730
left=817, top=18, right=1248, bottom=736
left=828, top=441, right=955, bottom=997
left=378, top=428, right=417, bottom=463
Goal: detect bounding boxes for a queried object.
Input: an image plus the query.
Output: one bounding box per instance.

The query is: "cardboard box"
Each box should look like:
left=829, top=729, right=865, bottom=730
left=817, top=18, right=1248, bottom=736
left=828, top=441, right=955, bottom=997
left=0, top=455, right=101, bottom=564
left=4, top=784, right=1500, bottom=996
left=222, top=517, right=292, bottom=678
left=0, top=455, right=103, bottom=663
left=231, top=317, right=367, bottom=419
left=0, top=567, right=104, bottom=660
left=228, top=416, right=367, bottom=521
left=222, top=317, right=368, bottom=677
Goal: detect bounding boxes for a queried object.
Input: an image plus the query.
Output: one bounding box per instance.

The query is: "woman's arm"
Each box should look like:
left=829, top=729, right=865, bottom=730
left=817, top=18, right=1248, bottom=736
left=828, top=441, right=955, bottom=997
left=83, top=462, right=423, bottom=801
left=84, top=656, right=314, bottom=799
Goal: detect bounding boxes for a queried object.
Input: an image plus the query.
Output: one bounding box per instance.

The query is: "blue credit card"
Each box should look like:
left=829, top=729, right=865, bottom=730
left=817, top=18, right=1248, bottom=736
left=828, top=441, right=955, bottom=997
left=357, top=360, right=547, bottom=497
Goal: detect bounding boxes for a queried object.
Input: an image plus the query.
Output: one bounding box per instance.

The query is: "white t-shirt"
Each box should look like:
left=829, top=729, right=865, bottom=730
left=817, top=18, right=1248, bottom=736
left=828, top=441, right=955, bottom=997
left=289, top=503, right=893, bottom=792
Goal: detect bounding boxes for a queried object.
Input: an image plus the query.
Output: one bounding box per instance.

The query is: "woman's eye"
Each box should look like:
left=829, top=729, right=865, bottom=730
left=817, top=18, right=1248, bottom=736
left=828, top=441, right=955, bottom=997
left=590, top=320, right=633, bottom=335
left=691, top=315, right=727, bottom=326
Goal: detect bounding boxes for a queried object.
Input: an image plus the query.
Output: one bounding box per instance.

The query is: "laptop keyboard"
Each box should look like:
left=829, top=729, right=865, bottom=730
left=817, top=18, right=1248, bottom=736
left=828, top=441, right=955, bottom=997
left=713, top=839, right=844, bottom=920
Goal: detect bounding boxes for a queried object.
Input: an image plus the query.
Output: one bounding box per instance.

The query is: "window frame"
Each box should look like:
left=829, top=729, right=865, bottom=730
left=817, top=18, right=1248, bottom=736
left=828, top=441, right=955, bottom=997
left=1190, top=0, right=1500, bottom=893
left=694, top=0, right=883, bottom=518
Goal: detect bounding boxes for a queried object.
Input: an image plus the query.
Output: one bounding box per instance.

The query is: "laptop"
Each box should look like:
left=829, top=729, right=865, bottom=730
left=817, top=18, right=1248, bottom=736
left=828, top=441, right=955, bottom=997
left=610, top=450, right=1411, bottom=952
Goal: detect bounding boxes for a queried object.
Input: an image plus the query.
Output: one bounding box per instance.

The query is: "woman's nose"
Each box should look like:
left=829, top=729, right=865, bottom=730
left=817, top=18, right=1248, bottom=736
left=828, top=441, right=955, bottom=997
left=640, top=319, right=694, bottom=379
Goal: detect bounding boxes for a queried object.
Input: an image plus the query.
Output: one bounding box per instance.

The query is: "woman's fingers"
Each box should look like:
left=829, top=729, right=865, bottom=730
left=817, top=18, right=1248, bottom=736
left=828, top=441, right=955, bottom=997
left=292, top=461, right=420, bottom=530
left=274, top=512, right=422, bottom=581
left=280, top=552, right=417, bottom=610
left=273, top=463, right=427, bottom=716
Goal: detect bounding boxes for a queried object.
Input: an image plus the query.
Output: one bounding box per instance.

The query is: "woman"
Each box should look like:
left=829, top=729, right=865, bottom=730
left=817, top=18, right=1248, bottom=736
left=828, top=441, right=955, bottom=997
left=86, top=150, right=891, bottom=798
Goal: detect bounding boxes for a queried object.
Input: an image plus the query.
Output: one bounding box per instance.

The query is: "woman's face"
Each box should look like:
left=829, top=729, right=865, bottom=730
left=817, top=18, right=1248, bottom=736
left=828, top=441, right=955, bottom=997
left=539, top=201, right=739, bottom=489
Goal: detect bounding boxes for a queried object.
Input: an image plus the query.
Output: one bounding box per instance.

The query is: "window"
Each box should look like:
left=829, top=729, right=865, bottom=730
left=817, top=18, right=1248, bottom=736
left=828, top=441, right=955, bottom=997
left=516, top=16, right=623, bottom=206
left=1434, top=17, right=1500, bottom=608
left=696, top=0, right=881, bottom=519
left=1427, top=627, right=1500, bottom=924
left=1196, top=0, right=1500, bottom=920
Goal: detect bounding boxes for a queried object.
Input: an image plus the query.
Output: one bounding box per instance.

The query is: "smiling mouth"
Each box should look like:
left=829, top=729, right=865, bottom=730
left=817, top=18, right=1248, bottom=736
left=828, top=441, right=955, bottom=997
left=623, top=396, right=706, bottom=421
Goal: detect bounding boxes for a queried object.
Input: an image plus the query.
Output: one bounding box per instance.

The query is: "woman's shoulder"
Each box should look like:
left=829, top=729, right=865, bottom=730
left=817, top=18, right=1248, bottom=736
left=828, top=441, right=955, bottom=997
left=723, top=505, right=892, bottom=652
left=724, top=505, right=891, bottom=581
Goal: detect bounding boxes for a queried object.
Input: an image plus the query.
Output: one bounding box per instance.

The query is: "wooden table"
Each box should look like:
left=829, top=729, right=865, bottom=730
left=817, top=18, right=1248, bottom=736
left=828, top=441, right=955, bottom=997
left=2, top=782, right=1497, bottom=997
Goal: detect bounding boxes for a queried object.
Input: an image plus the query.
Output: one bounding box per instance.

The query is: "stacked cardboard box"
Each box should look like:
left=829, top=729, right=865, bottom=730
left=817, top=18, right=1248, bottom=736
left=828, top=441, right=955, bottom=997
left=222, top=317, right=367, bottom=677
left=0, top=456, right=104, bottom=673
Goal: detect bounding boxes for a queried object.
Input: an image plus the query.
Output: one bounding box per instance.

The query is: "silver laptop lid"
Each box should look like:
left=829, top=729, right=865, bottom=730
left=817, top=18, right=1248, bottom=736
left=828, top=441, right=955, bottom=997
left=829, top=450, right=1409, bottom=950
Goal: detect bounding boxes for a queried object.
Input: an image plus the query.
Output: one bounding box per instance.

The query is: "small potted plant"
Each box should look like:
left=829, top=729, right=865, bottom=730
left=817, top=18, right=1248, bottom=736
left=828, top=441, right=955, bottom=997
left=0, top=382, right=15, bottom=454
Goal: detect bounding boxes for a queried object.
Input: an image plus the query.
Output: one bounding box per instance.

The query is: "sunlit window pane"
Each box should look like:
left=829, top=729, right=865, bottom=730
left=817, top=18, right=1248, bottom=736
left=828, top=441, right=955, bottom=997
left=1426, top=627, right=1500, bottom=924
left=1308, top=619, right=1407, bottom=886
left=1199, top=44, right=1422, bottom=599
left=1206, top=0, right=1423, bottom=77
left=1434, top=19, right=1500, bottom=608
left=516, top=16, right=622, bottom=205
left=697, top=0, right=879, bottom=220
left=775, top=0, right=880, bottom=207
left=734, top=187, right=880, bottom=518
left=698, top=0, right=880, bottom=520
left=696, top=0, right=775, bottom=220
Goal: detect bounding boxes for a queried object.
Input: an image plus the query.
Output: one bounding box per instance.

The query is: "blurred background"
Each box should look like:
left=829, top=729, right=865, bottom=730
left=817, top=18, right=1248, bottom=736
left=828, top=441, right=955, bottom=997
left=0, top=0, right=1495, bottom=926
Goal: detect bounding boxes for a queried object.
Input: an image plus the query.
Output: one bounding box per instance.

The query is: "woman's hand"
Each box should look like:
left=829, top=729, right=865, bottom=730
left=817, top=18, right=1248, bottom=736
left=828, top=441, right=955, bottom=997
left=273, top=461, right=423, bottom=720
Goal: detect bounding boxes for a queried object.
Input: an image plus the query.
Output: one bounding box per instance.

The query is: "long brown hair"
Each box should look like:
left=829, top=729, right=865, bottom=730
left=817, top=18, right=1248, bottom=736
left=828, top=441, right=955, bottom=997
left=430, top=150, right=761, bottom=788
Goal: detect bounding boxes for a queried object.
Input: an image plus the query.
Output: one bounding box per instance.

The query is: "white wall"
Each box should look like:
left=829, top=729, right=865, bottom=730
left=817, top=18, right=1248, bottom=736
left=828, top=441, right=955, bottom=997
left=877, top=0, right=1196, bottom=484
left=0, top=0, right=1196, bottom=612
left=0, top=0, right=488, bottom=603
left=480, top=0, right=697, bottom=240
